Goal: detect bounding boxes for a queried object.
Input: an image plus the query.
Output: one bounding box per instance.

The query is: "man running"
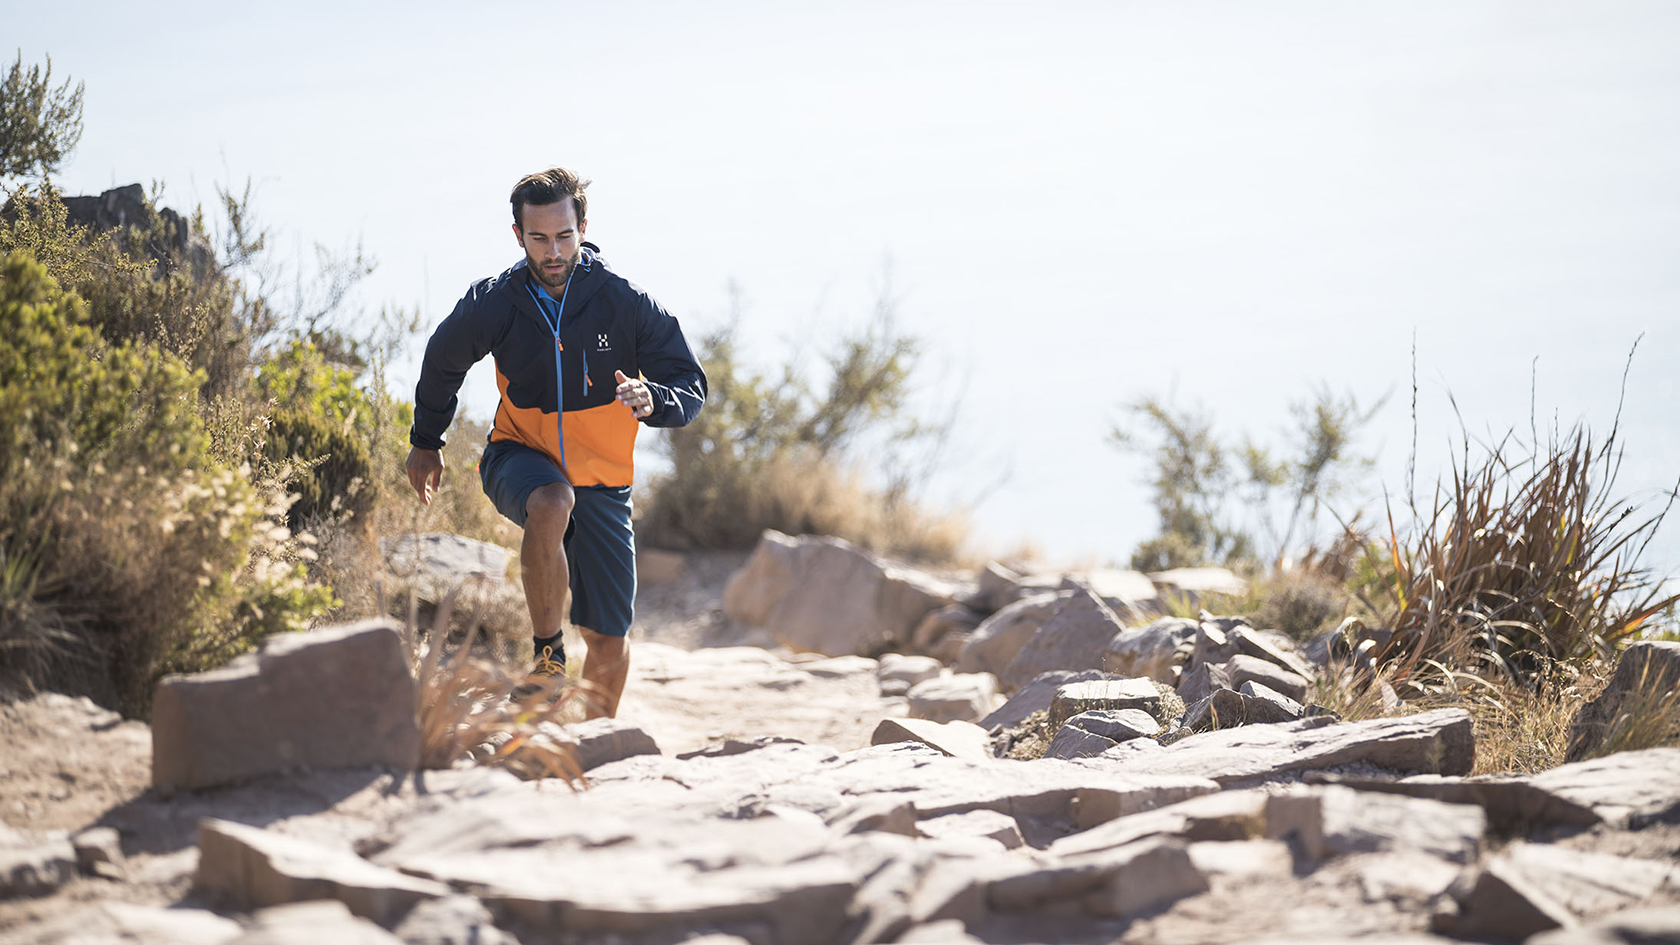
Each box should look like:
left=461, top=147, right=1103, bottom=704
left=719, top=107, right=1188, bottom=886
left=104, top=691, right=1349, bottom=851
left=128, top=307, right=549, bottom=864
left=405, top=167, right=706, bottom=718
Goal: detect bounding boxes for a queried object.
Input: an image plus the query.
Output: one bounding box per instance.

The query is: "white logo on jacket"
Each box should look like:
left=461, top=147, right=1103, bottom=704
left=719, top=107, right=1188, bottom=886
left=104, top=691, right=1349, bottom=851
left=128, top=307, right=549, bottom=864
left=596, top=333, right=611, bottom=351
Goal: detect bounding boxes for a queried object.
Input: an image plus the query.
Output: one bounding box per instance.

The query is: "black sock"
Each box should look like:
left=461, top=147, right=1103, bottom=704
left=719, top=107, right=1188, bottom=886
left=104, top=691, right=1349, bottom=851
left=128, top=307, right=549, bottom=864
left=533, top=632, right=565, bottom=664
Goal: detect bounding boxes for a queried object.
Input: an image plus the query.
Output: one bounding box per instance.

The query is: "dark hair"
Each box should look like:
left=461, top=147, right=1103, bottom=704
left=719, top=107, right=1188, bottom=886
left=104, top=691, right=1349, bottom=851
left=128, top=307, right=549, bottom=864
left=510, top=167, right=590, bottom=229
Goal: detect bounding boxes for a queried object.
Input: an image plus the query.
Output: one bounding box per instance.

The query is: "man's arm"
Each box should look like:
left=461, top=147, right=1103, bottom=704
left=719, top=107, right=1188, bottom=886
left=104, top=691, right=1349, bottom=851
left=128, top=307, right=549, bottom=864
left=405, top=283, right=500, bottom=504
left=411, top=282, right=499, bottom=450
left=630, top=292, right=707, bottom=428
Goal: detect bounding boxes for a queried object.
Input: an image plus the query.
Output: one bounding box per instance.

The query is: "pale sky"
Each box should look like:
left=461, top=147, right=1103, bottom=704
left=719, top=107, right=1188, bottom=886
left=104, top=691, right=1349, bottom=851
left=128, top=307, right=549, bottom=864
left=12, top=1, right=1680, bottom=569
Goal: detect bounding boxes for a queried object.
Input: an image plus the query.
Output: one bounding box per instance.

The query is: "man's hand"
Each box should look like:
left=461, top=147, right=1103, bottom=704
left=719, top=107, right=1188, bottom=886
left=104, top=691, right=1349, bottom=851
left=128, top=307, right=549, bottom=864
left=406, top=448, right=444, bottom=506
left=615, top=370, right=654, bottom=419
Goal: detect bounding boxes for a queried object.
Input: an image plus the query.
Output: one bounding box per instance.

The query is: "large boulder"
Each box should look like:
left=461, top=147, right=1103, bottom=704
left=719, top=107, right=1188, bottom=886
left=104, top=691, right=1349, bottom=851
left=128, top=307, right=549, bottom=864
left=151, top=620, right=420, bottom=791
left=1104, top=617, right=1198, bottom=685
left=955, top=591, right=1072, bottom=678
left=723, top=531, right=965, bottom=656
left=380, top=532, right=512, bottom=602
left=1000, top=587, right=1127, bottom=691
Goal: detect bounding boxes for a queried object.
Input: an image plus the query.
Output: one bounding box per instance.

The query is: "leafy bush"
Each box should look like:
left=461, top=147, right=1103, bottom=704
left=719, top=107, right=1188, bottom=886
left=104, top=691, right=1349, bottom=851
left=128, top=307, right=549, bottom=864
left=0, top=252, right=332, bottom=714
left=637, top=315, right=968, bottom=563
left=0, top=52, right=83, bottom=180
left=1111, top=389, right=1379, bottom=571
left=254, top=339, right=379, bottom=527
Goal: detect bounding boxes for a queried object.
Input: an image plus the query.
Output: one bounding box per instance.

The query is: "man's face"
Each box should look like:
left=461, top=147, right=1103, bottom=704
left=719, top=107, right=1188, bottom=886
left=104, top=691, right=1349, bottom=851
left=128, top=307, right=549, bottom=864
left=513, top=200, right=587, bottom=293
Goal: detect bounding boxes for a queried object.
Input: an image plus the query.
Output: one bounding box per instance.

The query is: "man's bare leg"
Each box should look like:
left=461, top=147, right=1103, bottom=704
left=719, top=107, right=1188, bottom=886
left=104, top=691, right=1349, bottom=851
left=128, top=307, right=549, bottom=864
left=521, top=482, right=575, bottom=657
left=577, top=627, right=629, bottom=719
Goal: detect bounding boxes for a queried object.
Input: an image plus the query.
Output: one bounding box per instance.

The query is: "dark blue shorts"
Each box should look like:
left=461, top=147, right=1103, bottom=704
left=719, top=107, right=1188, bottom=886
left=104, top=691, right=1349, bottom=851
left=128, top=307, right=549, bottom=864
left=478, top=440, right=636, bottom=638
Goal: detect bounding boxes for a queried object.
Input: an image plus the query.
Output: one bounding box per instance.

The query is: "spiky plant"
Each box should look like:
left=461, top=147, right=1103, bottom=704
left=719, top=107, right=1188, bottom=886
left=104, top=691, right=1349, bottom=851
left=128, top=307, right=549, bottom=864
left=1372, top=423, right=1678, bottom=693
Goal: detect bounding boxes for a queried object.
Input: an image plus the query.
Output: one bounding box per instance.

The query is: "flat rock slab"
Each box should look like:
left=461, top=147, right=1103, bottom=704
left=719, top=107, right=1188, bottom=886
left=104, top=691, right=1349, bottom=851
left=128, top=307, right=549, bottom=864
left=873, top=717, right=992, bottom=761
left=0, top=830, right=75, bottom=898
left=1228, top=626, right=1314, bottom=680
left=1441, top=842, right=1680, bottom=941
left=722, top=530, right=964, bottom=657
left=1263, top=785, right=1485, bottom=864
left=1049, top=790, right=1270, bottom=858
left=1311, top=772, right=1601, bottom=835
left=918, top=810, right=1025, bottom=849
left=812, top=744, right=1220, bottom=831
left=1067, top=708, right=1161, bottom=742
left=381, top=532, right=510, bottom=597
left=984, top=837, right=1210, bottom=919
left=551, top=717, right=661, bottom=773
left=235, top=900, right=404, bottom=944
left=1528, top=747, right=1680, bottom=828
left=1528, top=906, right=1680, bottom=945
left=1044, top=727, right=1119, bottom=760
left=1099, top=708, right=1476, bottom=784
left=196, top=818, right=451, bottom=926
left=4, top=902, right=245, bottom=945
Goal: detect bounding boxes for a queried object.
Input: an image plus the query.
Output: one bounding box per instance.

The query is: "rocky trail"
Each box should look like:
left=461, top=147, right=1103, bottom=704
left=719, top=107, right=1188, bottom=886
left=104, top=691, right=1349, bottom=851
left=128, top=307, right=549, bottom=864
left=2, top=532, right=1679, bottom=944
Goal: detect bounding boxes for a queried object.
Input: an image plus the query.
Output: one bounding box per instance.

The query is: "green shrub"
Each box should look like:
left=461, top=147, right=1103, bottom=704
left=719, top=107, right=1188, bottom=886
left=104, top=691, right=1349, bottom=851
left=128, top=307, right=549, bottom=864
left=0, top=252, right=332, bottom=715
left=254, top=339, right=379, bottom=527
left=1111, top=389, right=1378, bottom=571
left=637, top=317, right=968, bottom=563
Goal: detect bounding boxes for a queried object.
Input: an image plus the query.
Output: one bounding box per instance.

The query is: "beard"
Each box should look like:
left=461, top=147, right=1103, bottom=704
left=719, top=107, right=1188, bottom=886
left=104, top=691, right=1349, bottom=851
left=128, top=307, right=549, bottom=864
left=528, top=246, right=580, bottom=292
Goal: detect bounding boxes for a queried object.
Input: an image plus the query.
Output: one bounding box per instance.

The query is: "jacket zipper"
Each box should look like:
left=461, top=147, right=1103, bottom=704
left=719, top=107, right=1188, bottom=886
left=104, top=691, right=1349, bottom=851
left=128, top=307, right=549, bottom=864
left=527, top=277, right=571, bottom=473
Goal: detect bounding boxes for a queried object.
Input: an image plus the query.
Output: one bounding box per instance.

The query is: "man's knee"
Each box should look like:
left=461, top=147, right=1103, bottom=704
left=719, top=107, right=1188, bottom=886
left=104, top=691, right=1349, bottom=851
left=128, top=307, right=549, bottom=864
left=579, top=627, right=628, bottom=660
left=525, top=481, right=575, bottom=531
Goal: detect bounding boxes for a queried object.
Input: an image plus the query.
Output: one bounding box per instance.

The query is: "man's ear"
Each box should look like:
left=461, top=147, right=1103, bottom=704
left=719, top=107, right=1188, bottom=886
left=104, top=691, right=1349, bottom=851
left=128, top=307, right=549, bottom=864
left=579, top=218, right=588, bottom=236
left=511, top=223, right=525, bottom=248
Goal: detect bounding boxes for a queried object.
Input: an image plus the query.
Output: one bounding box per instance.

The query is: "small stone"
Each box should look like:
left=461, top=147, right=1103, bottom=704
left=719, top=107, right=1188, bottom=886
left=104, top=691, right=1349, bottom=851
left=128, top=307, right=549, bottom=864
left=1226, top=653, right=1310, bottom=703
left=908, top=673, right=999, bottom=723
left=1048, top=678, right=1161, bottom=728
left=71, top=826, right=123, bottom=876
left=918, top=809, right=1025, bottom=849
left=1044, top=726, right=1120, bottom=760
left=1176, top=660, right=1231, bottom=705
left=1066, top=708, right=1161, bottom=742
left=1238, top=680, right=1305, bottom=722
left=879, top=653, right=944, bottom=688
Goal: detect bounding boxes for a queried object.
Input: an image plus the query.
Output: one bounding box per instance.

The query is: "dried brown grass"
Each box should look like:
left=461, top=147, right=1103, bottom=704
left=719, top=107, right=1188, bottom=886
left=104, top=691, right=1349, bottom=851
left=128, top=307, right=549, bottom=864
left=404, top=582, right=585, bottom=783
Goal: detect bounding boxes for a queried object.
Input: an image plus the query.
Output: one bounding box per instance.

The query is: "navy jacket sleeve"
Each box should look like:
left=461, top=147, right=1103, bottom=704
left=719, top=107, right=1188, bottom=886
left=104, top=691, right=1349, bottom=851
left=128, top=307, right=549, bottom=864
left=410, top=282, right=501, bottom=449
left=634, top=293, right=707, bottom=428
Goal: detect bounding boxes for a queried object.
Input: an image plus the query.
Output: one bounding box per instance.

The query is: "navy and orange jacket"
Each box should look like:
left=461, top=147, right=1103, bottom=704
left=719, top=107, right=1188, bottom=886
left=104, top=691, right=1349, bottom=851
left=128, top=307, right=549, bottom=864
left=410, top=244, right=706, bottom=487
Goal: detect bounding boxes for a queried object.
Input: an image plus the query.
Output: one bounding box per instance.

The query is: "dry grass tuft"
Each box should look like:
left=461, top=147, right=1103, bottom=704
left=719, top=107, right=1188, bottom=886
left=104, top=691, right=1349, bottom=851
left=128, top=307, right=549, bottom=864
left=1462, top=670, right=1600, bottom=775
left=405, top=581, right=585, bottom=783
left=1573, top=652, right=1680, bottom=762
